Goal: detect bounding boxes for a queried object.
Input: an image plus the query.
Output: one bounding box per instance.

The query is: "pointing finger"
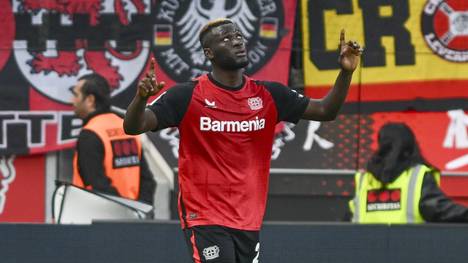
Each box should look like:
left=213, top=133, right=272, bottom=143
left=150, top=58, right=155, bottom=74
left=151, top=58, right=157, bottom=76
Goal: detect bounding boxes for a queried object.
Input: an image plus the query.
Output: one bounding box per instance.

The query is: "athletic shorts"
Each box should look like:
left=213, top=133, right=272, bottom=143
left=183, top=225, right=260, bottom=263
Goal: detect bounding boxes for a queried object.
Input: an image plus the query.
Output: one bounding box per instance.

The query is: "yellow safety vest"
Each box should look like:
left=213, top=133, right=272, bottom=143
left=349, top=165, right=440, bottom=224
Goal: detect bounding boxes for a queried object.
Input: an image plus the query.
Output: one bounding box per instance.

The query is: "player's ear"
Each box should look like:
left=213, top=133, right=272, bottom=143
left=85, top=93, right=96, bottom=107
left=204, top=48, right=213, bottom=60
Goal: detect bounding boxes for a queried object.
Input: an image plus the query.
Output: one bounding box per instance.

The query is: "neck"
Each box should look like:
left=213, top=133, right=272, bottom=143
left=82, top=108, right=108, bottom=123
left=211, top=67, right=243, bottom=87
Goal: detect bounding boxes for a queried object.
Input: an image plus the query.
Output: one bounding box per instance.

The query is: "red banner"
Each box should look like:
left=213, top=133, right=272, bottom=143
left=0, top=155, right=45, bottom=222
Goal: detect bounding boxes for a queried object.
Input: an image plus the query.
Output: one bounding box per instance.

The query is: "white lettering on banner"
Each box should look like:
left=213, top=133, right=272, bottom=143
left=0, top=111, right=80, bottom=150
left=444, top=110, right=468, bottom=170
left=424, top=33, right=468, bottom=62
left=303, top=121, right=334, bottom=151
left=274, top=121, right=333, bottom=160
left=157, top=0, right=180, bottom=23
left=257, top=0, right=277, bottom=16
left=246, top=42, right=268, bottom=67
left=160, top=48, right=190, bottom=75
left=200, top=117, right=266, bottom=132
left=58, top=111, right=82, bottom=144
left=272, top=123, right=295, bottom=160
left=424, top=0, right=445, bottom=15
left=0, top=156, right=16, bottom=214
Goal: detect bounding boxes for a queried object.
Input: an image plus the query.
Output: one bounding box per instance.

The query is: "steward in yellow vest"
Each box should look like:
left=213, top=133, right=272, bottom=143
left=350, top=165, right=440, bottom=223
left=348, top=123, right=468, bottom=223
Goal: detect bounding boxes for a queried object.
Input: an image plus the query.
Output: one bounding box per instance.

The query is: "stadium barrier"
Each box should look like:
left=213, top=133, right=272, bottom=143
left=1, top=221, right=467, bottom=263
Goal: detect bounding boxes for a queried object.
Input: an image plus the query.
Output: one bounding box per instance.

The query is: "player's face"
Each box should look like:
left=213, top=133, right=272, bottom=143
left=70, top=80, right=93, bottom=119
left=208, top=23, right=249, bottom=70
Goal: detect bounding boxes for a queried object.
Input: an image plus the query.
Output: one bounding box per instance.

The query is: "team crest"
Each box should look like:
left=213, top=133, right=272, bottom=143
left=421, top=0, right=468, bottom=62
left=11, top=0, right=152, bottom=104
left=248, top=97, right=263, bottom=110
left=153, top=0, right=284, bottom=81
left=202, top=245, right=220, bottom=260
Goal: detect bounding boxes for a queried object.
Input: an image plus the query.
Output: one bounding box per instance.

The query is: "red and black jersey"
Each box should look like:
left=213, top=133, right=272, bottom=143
left=149, top=74, right=308, bottom=230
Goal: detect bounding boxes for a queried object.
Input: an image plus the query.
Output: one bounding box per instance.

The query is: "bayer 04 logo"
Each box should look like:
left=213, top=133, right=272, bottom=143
left=422, top=0, right=468, bottom=62
left=153, top=0, right=285, bottom=81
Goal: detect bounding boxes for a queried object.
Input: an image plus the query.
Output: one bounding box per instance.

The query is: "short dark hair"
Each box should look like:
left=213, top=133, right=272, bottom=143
left=78, top=73, right=111, bottom=112
left=199, top=18, right=234, bottom=48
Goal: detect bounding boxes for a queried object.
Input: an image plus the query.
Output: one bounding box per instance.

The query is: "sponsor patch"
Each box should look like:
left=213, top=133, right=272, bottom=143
left=111, top=138, right=140, bottom=168
left=199, top=116, right=266, bottom=132
left=366, top=189, right=401, bottom=212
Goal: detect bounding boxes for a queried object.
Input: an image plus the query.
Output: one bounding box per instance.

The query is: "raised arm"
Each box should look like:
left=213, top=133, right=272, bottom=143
left=124, top=58, right=165, bottom=135
left=302, top=30, right=363, bottom=121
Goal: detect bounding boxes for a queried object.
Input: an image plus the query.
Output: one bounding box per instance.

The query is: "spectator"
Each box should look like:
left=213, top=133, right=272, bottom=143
left=349, top=122, right=468, bottom=223
left=70, top=73, right=155, bottom=205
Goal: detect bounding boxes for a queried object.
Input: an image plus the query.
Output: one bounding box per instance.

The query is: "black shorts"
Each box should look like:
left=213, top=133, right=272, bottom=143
left=183, top=225, right=260, bottom=263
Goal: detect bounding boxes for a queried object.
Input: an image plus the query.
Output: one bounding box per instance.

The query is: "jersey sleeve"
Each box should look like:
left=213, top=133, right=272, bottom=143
left=261, top=81, right=309, bottom=123
left=147, top=82, right=196, bottom=131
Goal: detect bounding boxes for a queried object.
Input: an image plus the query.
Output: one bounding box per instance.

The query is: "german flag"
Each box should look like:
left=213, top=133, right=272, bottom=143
left=154, top=25, right=173, bottom=46
left=259, top=18, right=278, bottom=39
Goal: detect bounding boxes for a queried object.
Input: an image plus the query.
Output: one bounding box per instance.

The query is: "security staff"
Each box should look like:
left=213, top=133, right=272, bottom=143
left=71, top=73, right=155, bottom=204
left=349, top=123, right=468, bottom=223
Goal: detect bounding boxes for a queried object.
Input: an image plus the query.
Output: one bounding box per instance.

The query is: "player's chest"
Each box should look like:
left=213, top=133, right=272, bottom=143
left=187, top=85, right=276, bottom=121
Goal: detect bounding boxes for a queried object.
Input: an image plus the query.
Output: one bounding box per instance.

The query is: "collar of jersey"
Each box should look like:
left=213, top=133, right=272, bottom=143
left=208, top=73, right=245, bottom=91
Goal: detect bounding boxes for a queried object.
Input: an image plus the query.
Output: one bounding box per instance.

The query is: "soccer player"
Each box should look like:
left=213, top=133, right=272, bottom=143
left=124, top=18, right=362, bottom=263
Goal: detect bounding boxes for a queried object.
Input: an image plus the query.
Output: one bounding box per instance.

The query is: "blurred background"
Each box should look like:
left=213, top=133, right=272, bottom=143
left=0, top=0, right=467, bottom=224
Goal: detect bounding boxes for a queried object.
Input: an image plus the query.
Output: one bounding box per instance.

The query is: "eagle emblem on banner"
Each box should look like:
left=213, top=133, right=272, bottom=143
left=153, top=0, right=284, bottom=81
left=177, top=0, right=257, bottom=66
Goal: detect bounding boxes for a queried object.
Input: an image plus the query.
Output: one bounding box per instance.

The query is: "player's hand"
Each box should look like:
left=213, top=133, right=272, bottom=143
left=338, top=29, right=363, bottom=73
left=137, top=58, right=165, bottom=99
